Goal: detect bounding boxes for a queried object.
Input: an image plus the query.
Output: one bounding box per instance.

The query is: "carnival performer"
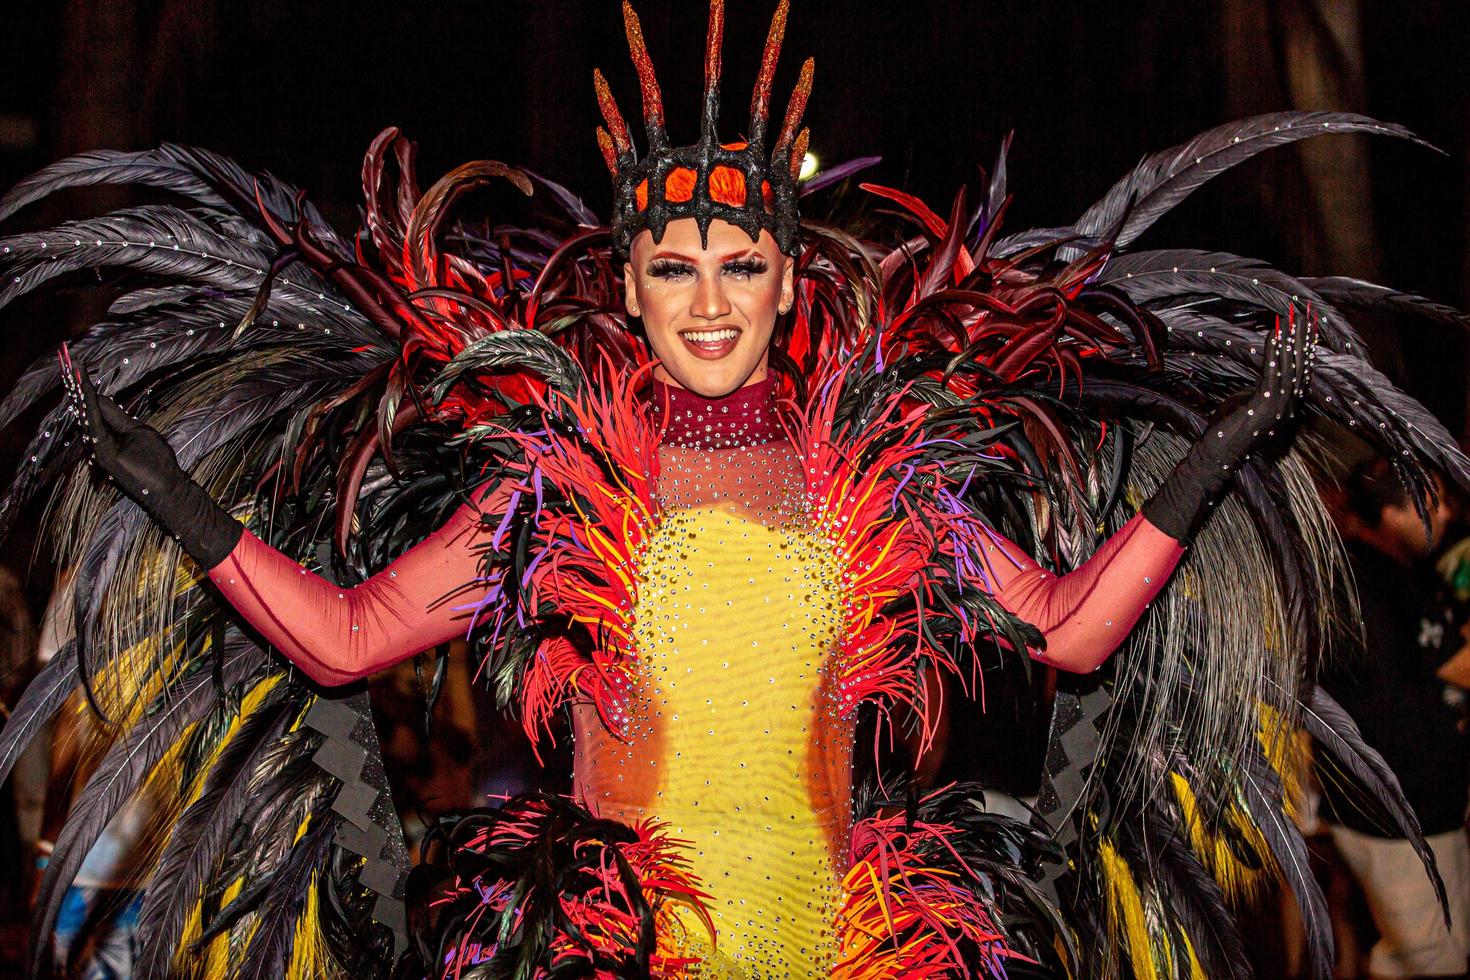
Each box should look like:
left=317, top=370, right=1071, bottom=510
left=3, top=2, right=1468, bottom=978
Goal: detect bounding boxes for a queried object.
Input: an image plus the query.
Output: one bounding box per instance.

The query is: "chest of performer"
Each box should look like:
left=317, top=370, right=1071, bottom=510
left=568, top=495, right=857, bottom=973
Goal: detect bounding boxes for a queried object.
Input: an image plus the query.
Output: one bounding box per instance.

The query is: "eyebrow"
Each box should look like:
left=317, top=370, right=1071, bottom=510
left=648, top=247, right=762, bottom=262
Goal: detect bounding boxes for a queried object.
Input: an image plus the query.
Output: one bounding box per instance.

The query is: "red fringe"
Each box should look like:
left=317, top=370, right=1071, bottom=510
left=835, top=803, right=1023, bottom=979
left=490, top=360, right=661, bottom=746
left=435, top=797, right=711, bottom=979
left=787, top=365, right=992, bottom=756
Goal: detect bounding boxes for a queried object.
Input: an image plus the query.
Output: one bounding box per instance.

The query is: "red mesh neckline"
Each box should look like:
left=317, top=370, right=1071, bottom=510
left=652, top=376, right=784, bottom=449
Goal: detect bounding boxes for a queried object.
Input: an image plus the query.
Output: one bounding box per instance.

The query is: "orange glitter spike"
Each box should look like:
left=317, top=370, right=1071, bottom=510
left=700, top=0, right=726, bottom=141
left=593, top=68, right=632, bottom=157
left=621, top=1, right=666, bottom=142
left=749, top=0, right=789, bottom=146
left=596, top=127, right=619, bottom=175
left=775, top=56, right=815, bottom=156
left=790, top=126, right=810, bottom=179
left=703, top=0, right=724, bottom=94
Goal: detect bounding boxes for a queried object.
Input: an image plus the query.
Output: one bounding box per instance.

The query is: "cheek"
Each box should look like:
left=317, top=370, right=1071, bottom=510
left=734, top=279, right=783, bottom=330
left=635, top=286, right=684, bottom=337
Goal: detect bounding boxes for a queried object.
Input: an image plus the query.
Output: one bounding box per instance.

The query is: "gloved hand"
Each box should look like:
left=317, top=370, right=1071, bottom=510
left=1141, top=312, right=1316, bottom=542
left=60, top=345, right=243, bottom=567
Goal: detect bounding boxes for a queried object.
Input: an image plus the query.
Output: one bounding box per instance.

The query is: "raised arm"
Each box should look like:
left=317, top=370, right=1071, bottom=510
left=208, top=489, right=503, bottom=685
left=62, top=349, right=505, bottom=686
left=980, top=311, right=1316, bottom=672
left=981, top=514, right=1182, bottom=673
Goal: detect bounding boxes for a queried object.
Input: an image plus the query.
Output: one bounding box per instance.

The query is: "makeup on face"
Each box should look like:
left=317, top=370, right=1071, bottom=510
left=625, top=218, right=791, bottom=398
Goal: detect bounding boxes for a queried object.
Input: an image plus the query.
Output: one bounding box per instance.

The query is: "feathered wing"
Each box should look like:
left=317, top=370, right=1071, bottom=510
left=0, top=131, right=620, bottom=978
left=800, top=111, right=1467, bottom=979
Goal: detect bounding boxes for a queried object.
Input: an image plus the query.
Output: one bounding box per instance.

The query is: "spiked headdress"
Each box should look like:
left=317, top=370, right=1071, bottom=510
left=595, top=0, right=813, bottom=257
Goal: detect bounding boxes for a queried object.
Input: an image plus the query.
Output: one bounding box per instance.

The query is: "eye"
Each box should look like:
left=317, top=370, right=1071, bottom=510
left=648, top=259, right=694, bottom=280
left=722, top=258, right=769, bottom=279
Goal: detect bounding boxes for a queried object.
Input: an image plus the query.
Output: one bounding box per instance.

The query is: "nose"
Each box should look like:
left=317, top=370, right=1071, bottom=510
left=690, top=270, right=731, bottom=320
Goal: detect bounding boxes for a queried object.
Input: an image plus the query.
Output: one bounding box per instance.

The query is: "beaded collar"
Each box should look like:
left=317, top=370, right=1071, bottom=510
left=651, top=375, right=785, bottom=449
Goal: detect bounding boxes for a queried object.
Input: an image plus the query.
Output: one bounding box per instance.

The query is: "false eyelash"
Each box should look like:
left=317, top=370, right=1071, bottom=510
left=648, top=259, right=694, bottom=278
left=646, top=257, right=768, bottom=279
left=723, top=258, right=769, bottom=276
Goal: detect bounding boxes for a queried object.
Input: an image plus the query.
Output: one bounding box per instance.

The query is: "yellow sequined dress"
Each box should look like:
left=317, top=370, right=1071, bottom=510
left=573, top=420, right=853, bottom=975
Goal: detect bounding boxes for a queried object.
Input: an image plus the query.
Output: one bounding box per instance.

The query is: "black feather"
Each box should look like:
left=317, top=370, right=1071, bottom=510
left=133, top=688, right=293, bottom=978
left=1147, top=819, right=1252, bottom=978
left=1303, top=276, right=1470, bottom=330
left=0, top=206, right=274, bottom=312
left=0, top=639, right=77, bottom=784
left=0, top=143, right=345, bottom=253
left=1299, top=683, right=1448, bottom=920
left=1102, top=249, right=1362, bottom=353
left=1238, top=749, right=1333, bottom=980
left=0, top=147, right=235, bottom=221
left=29, top=642, right=266, bottom=976
left=234, top=787, right=341, bottom=980
left=433, top=330, right=585, bottom=400
left=1067, top=112, right=1428, bottom=258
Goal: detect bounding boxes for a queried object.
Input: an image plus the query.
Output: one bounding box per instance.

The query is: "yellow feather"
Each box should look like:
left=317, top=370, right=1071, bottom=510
left=199, top=876, right=244, bottom=980
left=292, top=811, right=314, bottom=846
left=1099, top=839, right=1158, bottom=980
left=1256, top=702, right=1307, bottom=819
left=1170, top=770, right=1273, bottom=901
left=1182, top=929, right=1207, bottom=980
left=178, top=674, right=284, bottom=808
left=289, top=695, right=319, bottom=733
left=286, top=870, right=328, bottom=980
left=140, top=673, right=288, bottom=977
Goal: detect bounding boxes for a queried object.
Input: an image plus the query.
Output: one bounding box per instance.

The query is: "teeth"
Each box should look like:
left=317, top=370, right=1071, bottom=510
left=683, top=328, right=738, bottom=343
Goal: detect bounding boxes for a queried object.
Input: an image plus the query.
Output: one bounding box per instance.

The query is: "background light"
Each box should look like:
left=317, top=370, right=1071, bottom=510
left=798, top=152, right=818, bottom=182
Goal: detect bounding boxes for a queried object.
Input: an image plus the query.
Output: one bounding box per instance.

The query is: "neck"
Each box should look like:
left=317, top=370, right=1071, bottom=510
left=651, top=375, right=784, bottom=449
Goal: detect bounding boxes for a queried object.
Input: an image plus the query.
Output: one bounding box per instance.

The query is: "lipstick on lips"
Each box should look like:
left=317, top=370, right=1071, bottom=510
left=680, top=325, right=740, bottom=359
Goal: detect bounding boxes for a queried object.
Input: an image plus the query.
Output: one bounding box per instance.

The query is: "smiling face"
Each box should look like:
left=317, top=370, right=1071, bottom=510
left=624, top=218, right=794, bottom=397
